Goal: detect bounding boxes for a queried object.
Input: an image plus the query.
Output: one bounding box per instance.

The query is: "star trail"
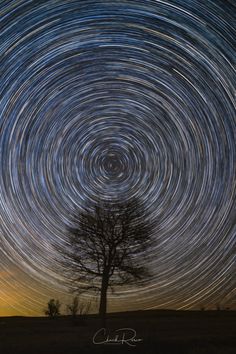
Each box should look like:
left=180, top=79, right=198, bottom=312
left=0, top=0, right=235, bottom=315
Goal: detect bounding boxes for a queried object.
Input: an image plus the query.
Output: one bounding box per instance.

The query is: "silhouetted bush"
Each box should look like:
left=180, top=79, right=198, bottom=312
left=44, top=299, right=61, bottom=318
left=67, top=296, right=91, bottom=325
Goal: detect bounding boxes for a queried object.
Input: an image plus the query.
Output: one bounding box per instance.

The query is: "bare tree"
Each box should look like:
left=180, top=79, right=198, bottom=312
left=67, top=296, right=79, bottom=318
left=59, top=198, right=152, bottom=325
left=67, top=296, right=91, bottom=318
left=44, top=299, right=61, bottom=318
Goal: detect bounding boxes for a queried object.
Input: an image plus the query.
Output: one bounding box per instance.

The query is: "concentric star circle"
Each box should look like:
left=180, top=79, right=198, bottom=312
left=0, top=0, right=235, bottom=314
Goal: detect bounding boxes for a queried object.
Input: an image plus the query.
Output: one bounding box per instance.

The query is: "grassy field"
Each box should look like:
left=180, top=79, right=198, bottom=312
left=0, top=310, right=235, bottom=354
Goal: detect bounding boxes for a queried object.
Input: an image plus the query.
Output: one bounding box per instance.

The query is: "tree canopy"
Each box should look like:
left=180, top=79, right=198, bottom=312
left=59, top=198, right=152, bottom=321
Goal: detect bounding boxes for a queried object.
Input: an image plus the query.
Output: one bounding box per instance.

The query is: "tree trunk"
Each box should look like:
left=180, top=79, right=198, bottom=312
left=99, top=271, right=109, bottom=328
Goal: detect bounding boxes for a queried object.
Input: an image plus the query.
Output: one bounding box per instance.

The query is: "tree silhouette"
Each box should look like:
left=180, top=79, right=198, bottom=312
left=44, top=299, right=61, bottom=318
left=67, top=296, right=79, bottom=319
left=60, top=198, right=152, bottom=325
left=67, top=296, right=91, bottom=318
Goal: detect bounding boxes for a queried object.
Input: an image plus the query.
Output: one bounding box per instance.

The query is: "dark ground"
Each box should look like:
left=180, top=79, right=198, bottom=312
left=0, top=310, right=235, bottom=354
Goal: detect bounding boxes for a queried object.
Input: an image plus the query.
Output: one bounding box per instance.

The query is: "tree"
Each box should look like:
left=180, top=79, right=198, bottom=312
left=60, top=198, right=152, bottom=325
left=67, top=296, right=91, bottom=318
left=67, top=296, right=79, bottom=318
left=44, top=299, right=61, bottom=318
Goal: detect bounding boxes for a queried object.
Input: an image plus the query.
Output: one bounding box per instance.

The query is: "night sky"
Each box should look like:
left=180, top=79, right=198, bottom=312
left=0, top=0, right=235, bottom=316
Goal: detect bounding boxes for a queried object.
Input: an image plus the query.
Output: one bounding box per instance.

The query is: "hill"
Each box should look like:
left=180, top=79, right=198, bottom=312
left=0, top=309, right=235, bottom=354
